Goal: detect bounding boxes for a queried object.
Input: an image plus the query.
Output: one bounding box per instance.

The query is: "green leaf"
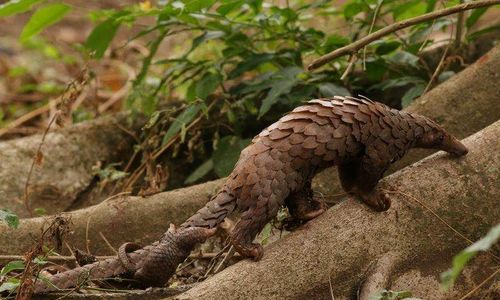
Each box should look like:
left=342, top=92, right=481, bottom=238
left=185, top=159, right=214, bottom=184
left=162, top=102, right=204, bottom=145
left=437, top=71, right=455, bottom=83
left=189, top=31, right=225, bottom=54
left=185, top=0, right=216, bottom=12
left=322, top=34, right=350, bottom=53
left=0, top=260, right=25, bottom=276
left=195, top=72, right=222, bottom=100
left=466, top=7, right=488, bottom=28
left=374, top=76, right=425, bottom=91
left=20, top=3, right=71, bottom=42
left=260, top=223, right=272, bottom=245
left=467, top=24, right=500, bottom=41
left=441, top=224, right=500, bottom=290
left=85, top=18, right=121, bottom=58
left=0, top=209, right=19, bottom=229
left=217, top=0, right=243, bottom=15
left=392, top=1, right=426, bottom=21
left=343, top=2, right=363, bottom=20
left=34, top=207, right=46, bottom=216
left=258, top=67, right=303, bottom=118
left=318, top=83, right=350, bottom=97
left=401, top=84, right=425, bottom=108
left=228, top=53, right=274, bottom=79
left=375, top=41, right=401, bottom=55
left=212, top=136, right=251, bottom=177
left=365, top=58, right=387, bottom=81
left=0, top=279, right=19, bottom=293
left=144, top=111, right=161, bottom=129
left=388, top=51, right=420, bottom=67
left=0, top=0, right=42, bottom=17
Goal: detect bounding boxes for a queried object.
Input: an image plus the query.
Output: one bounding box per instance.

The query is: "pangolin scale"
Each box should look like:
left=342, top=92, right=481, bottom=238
left=33, top=96, right=467, bottom=292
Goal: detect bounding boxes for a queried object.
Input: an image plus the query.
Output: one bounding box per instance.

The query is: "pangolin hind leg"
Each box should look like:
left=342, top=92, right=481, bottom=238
left=285, top=182, right=328, bottom=221
left=230, top=203, right=279, bottom=261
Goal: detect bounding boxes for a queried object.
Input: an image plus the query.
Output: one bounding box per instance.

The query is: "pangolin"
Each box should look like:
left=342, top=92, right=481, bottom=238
left=33, top=95, right=468, bottom=292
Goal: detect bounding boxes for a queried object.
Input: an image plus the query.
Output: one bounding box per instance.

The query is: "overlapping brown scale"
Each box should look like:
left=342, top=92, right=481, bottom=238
left=309, top=99, right=334, bottom=108
left=351, top=121, right=362, bottom=141
left=253, top=152, right=268, bottom=168
left=329, top=116, right=341, bottom=128
left=331, top=99, right=344, bottom=107
left=333, top=124, right=351, bottom=138
left=288, top=133, right=305, bottom=145
left=316, top=108, right=337, bottom=118
left=267, top=194, right=283, bottom=217
left=292, top=105, right=317, bottom=113
left=394, top=139, right=407, bottom=150
left=242, top=141, right=269, bottom=157
left=259, top=127, right=270, bottom=137
left=269, top=148, right=282, bottom=160
left=341, top=112, right=356, bottom=124
left=353, top=111, right=371, bottom=124
left=414, top=125, right=424, bottom=137
left=269, top=128, right=293, bottom=140
left=291, top=157, right=306, bottom=169
left=303, top=122, right=322, bottom=136
left=298, top=104, right=323, bottom=113
left=259, top=136, right=274, bottom=147
left=273, top=139, right=293, bottom=152
left=314, top=143, right=327, bottom=156
left=390, top=126, right=404, bottom=140
left=299, top=149, right=315, bottom=159
left=379, top=127, right=392, bottom=143
left=256, top=166, right=268, bottom=178
left=315, top=126, right=333, bottom=143
left=280, top=112, right=330, bottom=125
left=342, top=99, right=360, bottom=106
left=323, top=149, right=339, bottom=162
left=346, top=135, right=360, bottom=154
left=265, top=157, right=283, bottom=171
left=303, top=136, right=319, bottom=149
left=289, top=144, right=303, bottom=157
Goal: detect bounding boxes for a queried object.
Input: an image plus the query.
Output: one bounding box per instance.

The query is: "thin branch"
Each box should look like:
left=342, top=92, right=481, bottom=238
left=363, top=0, right=384, bottom=70
left=307, top=0, right=500, bottom=70
left=455, top=0, right=466, bottom=49
left=340, top=54, right=358, bottom=81
left=23, top=111, right=60, bottom=216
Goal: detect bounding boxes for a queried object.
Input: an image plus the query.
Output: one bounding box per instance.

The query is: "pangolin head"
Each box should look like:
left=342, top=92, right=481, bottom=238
left=414, top=117, right=468, bottom=157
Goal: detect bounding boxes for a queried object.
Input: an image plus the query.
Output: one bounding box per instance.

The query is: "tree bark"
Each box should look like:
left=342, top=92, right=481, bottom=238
left=174, top=120, right=500, bottom=300
left=1, top=45, right=499, bottom=256
left=0, top=114, right=143, bottom=217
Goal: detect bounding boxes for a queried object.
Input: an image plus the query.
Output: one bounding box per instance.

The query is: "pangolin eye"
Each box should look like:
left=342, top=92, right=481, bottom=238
left=438, top=134, right=445, bottom=141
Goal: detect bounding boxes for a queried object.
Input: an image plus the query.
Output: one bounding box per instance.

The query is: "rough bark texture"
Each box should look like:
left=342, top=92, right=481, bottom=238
left=0, top=178, right=224, bottom=255
left=173, top=119, right=500, bottom=300
left=0, top=114, right=142, bottom=217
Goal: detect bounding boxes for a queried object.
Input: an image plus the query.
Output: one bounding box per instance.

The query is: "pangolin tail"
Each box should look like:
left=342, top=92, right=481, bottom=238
left=33, top=188, right=236, bottom=293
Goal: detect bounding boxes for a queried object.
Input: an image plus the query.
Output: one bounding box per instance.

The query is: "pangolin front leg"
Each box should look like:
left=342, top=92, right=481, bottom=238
left=339, top=155, right=391, bottom=212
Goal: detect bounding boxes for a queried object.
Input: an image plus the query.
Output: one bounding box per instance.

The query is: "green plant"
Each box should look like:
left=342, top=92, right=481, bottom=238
left=440, top=224, right=500, bottom=290
left=1, top=0, right=495, bottom=186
